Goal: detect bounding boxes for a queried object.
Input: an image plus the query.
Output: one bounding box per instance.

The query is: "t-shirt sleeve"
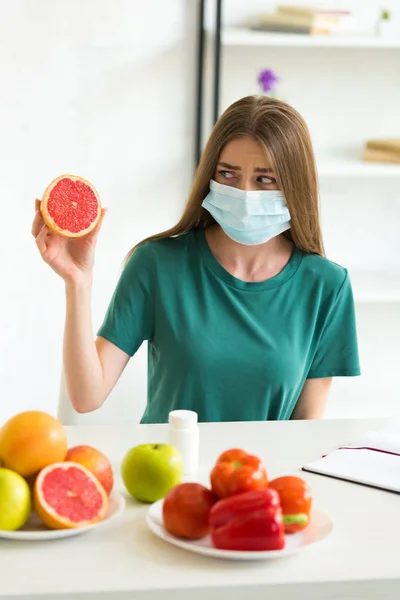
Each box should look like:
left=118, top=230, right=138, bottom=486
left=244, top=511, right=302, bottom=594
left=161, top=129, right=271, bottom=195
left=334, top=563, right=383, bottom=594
left=307, top=270, right=361, bottom=378
left=97, top=243, right=155, bottom=357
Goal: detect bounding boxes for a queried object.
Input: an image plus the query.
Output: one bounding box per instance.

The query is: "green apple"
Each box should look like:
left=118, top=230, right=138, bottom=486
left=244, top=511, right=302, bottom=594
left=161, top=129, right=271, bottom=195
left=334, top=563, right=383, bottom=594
left=0, top=468, right=31, bottom=530
left=121, top=443, right=183, bottom=503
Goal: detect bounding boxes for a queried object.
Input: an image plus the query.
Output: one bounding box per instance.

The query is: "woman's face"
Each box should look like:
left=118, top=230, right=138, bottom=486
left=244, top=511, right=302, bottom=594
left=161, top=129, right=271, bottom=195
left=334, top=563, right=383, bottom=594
left=214, top=136, right=279, bottom=191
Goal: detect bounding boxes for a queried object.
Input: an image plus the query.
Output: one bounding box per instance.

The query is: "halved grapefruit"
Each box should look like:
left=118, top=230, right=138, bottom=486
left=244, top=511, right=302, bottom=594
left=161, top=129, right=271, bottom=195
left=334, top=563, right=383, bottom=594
left=40, top=174, right=102, bottom=238
left=34, top=462, right=109, bottom=529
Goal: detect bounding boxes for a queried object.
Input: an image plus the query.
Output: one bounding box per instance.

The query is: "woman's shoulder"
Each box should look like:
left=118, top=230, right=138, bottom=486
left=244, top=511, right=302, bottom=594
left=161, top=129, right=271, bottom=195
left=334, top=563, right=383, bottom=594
left=126, top=230, right=197, bottom=268
left=298, top=250, right=350, bottom=295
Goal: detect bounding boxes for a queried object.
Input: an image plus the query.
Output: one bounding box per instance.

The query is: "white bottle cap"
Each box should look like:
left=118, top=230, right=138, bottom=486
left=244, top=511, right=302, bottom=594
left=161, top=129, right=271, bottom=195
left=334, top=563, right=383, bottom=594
left=169, top=409, right=198, bottom=429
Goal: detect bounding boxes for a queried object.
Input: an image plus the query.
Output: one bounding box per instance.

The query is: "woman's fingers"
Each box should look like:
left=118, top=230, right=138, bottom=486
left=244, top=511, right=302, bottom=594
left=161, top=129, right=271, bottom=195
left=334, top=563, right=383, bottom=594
left=35, top=224, right=50, bottom=256
left=32, top=199, right=44, bottom=237
left=31, top=210, right=44, bottom=237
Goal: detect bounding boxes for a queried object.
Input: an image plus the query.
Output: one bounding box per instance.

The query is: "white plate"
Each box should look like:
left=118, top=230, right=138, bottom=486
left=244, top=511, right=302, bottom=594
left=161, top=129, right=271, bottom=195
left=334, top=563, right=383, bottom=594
left=0, top=490, right=125, bottom=541
left=146, top=499, right=333, bottom=561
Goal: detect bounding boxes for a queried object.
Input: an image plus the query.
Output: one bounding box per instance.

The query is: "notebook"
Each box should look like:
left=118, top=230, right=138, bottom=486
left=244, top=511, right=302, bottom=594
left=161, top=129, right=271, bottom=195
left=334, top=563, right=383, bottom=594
left=302, top=430, right=400, bottom=493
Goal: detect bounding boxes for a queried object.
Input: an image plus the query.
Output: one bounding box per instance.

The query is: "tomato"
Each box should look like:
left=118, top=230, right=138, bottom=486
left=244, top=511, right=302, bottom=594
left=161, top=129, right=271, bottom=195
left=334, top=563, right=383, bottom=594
left=210, top=448, right=268, bottom=499
left=162, top=483, right=217, bottom=540
left=268, top=476, right=312, bottom=533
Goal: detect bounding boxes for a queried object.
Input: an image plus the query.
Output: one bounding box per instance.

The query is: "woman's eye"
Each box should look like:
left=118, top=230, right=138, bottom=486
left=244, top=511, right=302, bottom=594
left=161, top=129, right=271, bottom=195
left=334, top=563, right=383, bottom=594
left=219, top=170, right=234, bottom=179
left=258, top=176, right=276, bottom=184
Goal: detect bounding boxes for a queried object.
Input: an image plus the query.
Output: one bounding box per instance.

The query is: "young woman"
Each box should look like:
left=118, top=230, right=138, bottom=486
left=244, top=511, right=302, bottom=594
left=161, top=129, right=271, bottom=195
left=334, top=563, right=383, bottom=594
left=32, top=95, right=360, bottom=423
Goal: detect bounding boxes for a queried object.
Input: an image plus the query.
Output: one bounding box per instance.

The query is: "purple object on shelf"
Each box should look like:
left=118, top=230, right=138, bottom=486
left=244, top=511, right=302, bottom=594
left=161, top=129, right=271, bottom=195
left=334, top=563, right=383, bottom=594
left=258, top=68, right=280, bottom=93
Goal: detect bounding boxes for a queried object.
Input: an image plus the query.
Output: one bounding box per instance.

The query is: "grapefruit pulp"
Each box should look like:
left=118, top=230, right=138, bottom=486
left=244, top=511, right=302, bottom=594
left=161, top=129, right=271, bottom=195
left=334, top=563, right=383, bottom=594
left=40, top=174, right=101, bottom=238
left=0, top=411, right=68, bottom=478
left=34, top=462, right=109, bottom=529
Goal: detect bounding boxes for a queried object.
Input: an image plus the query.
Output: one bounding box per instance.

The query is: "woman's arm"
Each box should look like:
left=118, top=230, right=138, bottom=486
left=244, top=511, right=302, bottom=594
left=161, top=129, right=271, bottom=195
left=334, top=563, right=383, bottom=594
left=64, top=281, right=130, bottom=413
left=290, top=378, right=332, bottom=420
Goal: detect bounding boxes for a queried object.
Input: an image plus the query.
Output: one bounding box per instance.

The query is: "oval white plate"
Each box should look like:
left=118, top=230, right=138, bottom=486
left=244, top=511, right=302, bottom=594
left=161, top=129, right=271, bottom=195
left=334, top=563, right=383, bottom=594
left=0, top=490, right=125, bottom=541
left=146, top=499, right=333, bottom=561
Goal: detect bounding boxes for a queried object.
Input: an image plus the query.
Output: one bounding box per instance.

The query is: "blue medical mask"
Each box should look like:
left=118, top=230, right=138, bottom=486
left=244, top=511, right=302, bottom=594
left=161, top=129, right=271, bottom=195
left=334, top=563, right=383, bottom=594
left=202, top=179, right=291, bottom=246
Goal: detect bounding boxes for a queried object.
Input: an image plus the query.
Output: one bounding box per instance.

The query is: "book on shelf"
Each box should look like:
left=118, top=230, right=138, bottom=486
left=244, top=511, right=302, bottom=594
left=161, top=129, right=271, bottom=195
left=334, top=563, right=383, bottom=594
left=276, top=5, right=351, bottom=20
left=366, top=139, right=400, bottom=153
left=249, top=5, right=375, bottom=38
left=254, top=11, right=340, bottom=35
left=362, top=139, right=400, bottom=164
left=303, top=429, right=400, bottom=493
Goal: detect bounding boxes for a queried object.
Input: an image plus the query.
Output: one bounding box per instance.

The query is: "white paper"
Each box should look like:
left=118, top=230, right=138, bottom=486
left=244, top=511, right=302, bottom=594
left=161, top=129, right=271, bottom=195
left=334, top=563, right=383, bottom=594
left=379, top=419, right=400, bottom=435
left=303, top=430, right=400, bottom=493
left=346, top=430, right=400, bottom=455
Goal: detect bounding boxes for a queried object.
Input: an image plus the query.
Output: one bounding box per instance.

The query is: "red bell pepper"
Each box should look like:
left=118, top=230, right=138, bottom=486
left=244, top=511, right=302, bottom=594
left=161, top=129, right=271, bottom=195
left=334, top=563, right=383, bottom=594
left=210, top=448, right=268, bottom=499
left=209, top=488, right=285, bottom=551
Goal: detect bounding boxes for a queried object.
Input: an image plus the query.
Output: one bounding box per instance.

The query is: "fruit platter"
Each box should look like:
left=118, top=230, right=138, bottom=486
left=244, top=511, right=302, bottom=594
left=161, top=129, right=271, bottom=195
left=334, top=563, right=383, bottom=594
left=117, top=441, right=332, bottom=560
left=0, top=410, right=124, bottom=540
left=144, top=448, right=333, bottom=560
left=0, top=410, right=332, bottom=557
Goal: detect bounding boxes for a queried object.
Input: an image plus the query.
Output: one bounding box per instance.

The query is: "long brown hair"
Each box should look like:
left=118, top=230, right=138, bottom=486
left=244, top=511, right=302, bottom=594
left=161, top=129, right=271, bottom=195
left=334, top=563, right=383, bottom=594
left=125, top=95, right=324, bottom=263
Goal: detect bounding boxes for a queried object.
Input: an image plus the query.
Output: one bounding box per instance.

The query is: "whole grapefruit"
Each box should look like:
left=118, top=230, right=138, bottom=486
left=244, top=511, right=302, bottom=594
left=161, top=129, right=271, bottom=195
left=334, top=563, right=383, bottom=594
left=0, top=411, right=68, bottom=478
left=66, top=445, right=114, bottom=495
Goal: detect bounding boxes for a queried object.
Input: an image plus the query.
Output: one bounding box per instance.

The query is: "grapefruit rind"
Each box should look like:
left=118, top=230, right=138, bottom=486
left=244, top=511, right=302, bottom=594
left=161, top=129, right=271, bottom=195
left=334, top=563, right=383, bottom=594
left=34, top=461, right=109, bottom=530
left=40, top=174, right=102, bottom=238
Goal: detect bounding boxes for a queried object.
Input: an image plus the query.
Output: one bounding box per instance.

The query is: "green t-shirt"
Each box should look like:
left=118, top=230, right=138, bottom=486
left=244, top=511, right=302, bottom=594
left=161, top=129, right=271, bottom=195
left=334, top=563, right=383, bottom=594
left=97, top=229, right=360, bottom=423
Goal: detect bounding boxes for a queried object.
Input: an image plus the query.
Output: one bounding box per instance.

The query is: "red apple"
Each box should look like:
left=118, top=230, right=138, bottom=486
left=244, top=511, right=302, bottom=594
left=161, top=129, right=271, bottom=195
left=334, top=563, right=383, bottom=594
left=163, top=483, right=217, bottom=540
left=65, top=445, right=114, bottom=495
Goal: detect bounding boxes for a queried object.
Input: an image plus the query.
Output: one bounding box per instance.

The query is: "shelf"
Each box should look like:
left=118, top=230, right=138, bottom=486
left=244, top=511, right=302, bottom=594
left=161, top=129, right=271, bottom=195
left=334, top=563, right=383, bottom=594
left=350, top=270, right=400, bottom=303
left=317, top=158, right=400, bottom=178
left=222, top=28, right=400, bottom=49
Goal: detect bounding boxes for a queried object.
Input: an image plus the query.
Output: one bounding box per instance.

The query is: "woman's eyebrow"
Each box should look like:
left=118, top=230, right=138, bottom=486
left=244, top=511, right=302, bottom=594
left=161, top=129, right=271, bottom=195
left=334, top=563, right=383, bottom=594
left=217, top=161, right=241, bottom=170
left=218, top=162, right=274, bottom=173
left=254, top=167, right=274, bottom=173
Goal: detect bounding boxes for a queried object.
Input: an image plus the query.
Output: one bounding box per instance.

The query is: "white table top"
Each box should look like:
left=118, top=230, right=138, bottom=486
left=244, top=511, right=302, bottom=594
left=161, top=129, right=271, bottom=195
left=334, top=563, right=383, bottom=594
left=1, top=418, right=399, bottom=600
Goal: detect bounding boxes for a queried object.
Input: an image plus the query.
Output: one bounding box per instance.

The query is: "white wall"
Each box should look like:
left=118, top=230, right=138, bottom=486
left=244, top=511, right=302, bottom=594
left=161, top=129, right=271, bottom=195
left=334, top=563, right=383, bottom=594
left=0, top=0, right=196, bottom=424
left=1, top=0, right=399, bottom=424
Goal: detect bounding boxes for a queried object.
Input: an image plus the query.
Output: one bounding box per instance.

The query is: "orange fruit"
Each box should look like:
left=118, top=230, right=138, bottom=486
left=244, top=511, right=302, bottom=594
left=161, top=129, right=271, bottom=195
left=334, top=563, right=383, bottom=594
left=0, top=411, right=68, bottom=478
left=40, top=174, right=101, bottom=238
left=34, top=462, right=109, bottom=529
left=66, top=445, right=114, bottom=496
